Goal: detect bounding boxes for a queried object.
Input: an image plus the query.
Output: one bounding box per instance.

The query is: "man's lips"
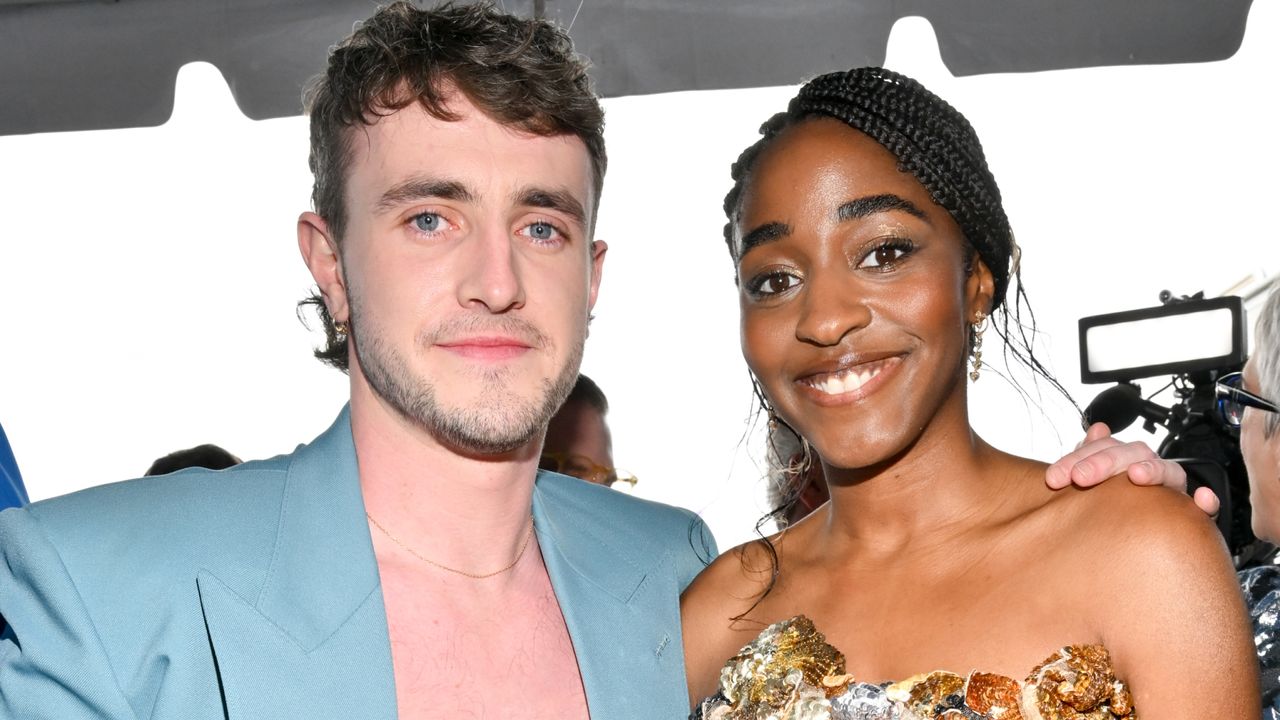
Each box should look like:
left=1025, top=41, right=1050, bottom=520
left=795, top=353, right=905, bottom=404
left=435, top=336, right=534, bottom=361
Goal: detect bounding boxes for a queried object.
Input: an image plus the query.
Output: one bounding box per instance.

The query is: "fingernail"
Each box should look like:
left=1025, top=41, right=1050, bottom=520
left=1138, top=461, right=1154, bottom=476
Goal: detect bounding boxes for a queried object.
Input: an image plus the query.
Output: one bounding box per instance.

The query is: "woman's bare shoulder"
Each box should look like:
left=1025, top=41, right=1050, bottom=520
left=1045, top=474, right=1218, bottom=550
left=682, top=535, right=780, bottom=618
left=1062, top=478, right=1256, bottom=711
left=681, top=535, right=791, bottom=704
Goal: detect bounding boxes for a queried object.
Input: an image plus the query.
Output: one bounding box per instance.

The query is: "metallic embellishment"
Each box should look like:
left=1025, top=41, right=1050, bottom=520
left=1024, top=644, right=1135, bottom=719
left=970, top=313, right=988, bottom=382
left=829, top=683, right=900, bottom=720
left=964, top=672, right=1021, bottom=717
left=693, top=616, right=1139, bottom=720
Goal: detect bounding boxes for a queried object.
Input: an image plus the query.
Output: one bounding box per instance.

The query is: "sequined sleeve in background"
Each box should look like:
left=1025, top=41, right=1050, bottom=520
left=1241, top=564, right=1280, bottom=718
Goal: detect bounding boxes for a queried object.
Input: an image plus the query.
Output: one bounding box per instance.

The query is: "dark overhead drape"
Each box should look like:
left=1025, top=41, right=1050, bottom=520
left=0, top=0, right=1254, bottom=136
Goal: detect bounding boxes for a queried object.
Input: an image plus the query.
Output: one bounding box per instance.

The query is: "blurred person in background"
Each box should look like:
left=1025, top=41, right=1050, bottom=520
left=1218, top=284, right=1280, bottom=715
left=0, top=422, right=27, bottom=512
left=145, top=444, right=242, bottom=477
left=541, top=374, right=637, bottom=489
left=0, top=421, right=24, bottom=634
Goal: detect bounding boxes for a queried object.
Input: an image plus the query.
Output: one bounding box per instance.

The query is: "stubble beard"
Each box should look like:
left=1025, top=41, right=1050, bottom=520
left=350, top=301, right=583, bottom=456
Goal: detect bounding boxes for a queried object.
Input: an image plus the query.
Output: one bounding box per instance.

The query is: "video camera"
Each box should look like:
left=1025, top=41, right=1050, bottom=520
left=1078, top=291, right=1265, bottom=564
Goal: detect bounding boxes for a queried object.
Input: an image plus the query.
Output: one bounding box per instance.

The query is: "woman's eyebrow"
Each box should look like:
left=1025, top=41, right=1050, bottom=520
left=738, top=221, right=791, bottom=257
left=837, top=193, right=930, bottom=223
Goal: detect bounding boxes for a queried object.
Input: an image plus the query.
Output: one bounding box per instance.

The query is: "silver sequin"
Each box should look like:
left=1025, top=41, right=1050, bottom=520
left=829, top=683, right=900, bottom=720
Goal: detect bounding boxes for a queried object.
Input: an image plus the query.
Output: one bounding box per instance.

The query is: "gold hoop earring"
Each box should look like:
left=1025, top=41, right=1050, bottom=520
left=969, top=313, right=988, bottom=382
left=334, top=321, right=349, bottom=337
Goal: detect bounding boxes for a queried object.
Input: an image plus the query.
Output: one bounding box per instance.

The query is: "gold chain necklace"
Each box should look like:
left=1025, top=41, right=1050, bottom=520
left=365, top=512, right=535, bottom=579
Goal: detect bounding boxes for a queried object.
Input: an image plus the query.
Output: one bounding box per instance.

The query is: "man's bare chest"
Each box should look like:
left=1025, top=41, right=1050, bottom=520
left=379, top=562, right=590, bottom=719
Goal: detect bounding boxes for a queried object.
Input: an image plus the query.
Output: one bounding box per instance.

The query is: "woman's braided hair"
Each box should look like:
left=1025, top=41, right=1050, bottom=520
left=725, top=66, right=1075, bottom=413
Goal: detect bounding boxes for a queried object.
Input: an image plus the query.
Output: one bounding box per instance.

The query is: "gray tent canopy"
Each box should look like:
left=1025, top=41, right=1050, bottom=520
left=0, top=0, right=1255, bottom=136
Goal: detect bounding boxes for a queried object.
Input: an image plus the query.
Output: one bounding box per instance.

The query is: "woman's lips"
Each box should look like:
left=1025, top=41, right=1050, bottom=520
left=795, top=355, right=904, bottom=405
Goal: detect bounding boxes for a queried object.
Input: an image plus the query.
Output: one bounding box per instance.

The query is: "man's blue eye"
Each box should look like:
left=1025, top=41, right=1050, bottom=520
left=412, top=213, right=442, bottom=232
left=529, top=222, right=556, bottom=240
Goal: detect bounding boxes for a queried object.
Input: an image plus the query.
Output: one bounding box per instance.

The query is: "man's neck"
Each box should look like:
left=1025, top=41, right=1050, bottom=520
left=349, top=381, right=541, bottom=577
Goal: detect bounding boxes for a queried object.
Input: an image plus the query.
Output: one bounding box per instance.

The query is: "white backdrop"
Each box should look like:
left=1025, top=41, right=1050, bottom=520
left=2, top=4, right=1277, bottom=550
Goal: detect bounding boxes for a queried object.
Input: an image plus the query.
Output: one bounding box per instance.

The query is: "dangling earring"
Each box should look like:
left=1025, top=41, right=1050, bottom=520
left=334, top=320, right=349, bottom=336
left=969, top=312, right=988, bottom=382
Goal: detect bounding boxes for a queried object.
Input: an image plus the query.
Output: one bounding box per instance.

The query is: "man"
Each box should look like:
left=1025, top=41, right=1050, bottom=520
left=542, top=374, right=626, bottom=487
left=0, top=3, right=1186, bottom=719
left=0, top=5, right=710, bottom=718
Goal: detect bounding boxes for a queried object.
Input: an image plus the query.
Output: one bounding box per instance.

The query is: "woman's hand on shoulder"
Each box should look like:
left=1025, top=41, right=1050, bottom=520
left=1081, top=481, right=1258, bottom=716
left=1045, top=422, right=1220, bottom=515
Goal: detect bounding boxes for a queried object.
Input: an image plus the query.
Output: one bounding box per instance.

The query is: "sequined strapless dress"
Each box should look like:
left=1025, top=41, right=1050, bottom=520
left=692, top=616, right=1137, bottom=720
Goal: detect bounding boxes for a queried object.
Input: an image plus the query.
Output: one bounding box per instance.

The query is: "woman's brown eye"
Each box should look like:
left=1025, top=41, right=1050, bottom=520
left=858, top=239, right=915, bottom=269
left=745, top=270, right=800, bottom=298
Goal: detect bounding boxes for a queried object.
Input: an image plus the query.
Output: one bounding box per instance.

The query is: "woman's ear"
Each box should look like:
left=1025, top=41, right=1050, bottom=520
left=967, top=252, right=996, bottom=322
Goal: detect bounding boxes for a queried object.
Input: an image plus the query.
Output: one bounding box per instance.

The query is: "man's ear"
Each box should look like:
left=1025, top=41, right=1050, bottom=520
left=297, top=212, right=348, bottom=324
left=967, top=253, right=996, bottom=321
left=587, top=239, right=608, bottom=313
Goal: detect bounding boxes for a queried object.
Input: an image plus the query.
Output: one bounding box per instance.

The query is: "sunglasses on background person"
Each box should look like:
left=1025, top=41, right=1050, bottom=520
left=1216, top=371, right=1280, bottom=428
left=539, top=451, right=639, bottom=489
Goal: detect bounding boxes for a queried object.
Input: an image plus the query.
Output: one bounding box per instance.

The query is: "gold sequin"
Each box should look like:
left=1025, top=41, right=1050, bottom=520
left=966, top=671, right=1023, bottom=718
left=699, top=617, right=1138, bottom=720
left=1024, top=645, right=1137, bottom=720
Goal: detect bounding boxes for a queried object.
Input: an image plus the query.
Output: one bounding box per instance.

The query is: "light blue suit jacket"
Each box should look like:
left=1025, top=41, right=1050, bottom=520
left=0, top=408, right=717, bottom=719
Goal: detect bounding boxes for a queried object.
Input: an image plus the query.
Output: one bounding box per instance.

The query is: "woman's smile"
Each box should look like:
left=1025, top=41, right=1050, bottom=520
left=794, top=353, right=905, bottom=406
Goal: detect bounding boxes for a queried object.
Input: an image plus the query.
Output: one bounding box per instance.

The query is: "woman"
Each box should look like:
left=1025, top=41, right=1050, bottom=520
left=681, top=67, right=1256, bottom=718
left=1219, top=286, right=1280, bottom=715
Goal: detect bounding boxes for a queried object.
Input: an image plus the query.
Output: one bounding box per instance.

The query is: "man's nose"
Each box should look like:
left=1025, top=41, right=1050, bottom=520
left=456, top=224, right=525, bottom=313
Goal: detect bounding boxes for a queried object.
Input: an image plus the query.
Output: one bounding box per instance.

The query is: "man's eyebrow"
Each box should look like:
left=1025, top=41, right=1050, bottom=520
left=515, top=186, right=587, bottom=227
left=738, top=222, right=791, bottom=257
left=375, top=178, right=475, bottom=213
left=837, top=193, right=930, bottom=223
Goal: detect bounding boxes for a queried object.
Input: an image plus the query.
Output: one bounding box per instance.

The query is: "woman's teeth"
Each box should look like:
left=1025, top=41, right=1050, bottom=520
left=806, top=362, right=885, bottom=395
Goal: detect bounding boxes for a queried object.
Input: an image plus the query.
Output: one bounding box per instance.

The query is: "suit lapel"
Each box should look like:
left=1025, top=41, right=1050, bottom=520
left=197, top=407, right=397, bottom=719
left=533, top=476, right=690, bottom=719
